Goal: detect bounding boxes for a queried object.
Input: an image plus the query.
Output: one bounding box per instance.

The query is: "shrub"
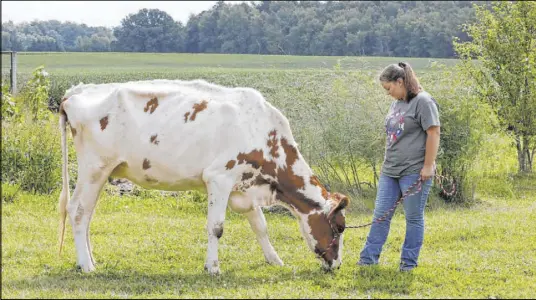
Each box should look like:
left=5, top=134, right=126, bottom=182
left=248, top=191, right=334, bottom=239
left=1, top=118, right=62, bottom=194
left=422, top=63, right=497, bottom=204
left=1, top=81, right=17, bottom=119
left=1, top=66, right=62, bottom=194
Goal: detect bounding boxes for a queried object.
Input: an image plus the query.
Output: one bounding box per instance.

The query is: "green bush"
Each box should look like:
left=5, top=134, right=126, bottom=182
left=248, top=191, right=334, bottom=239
left=1, top=66, right=62, bottom=194
left=1, top=81, right=17, bottom=119
left=20, top=66, right=51, bottom=121
left=1, top=118, right=62, bottom=194
left=423, top=63, right=498, bottom=204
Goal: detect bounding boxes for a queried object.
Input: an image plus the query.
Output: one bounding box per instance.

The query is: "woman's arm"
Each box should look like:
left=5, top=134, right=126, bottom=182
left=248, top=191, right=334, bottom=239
left=421, top=125, right=440, bottom=181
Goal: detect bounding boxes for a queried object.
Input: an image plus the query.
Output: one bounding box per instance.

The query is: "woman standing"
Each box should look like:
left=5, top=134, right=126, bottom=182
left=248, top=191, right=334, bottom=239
left=358, top=62, right=441, bottom=272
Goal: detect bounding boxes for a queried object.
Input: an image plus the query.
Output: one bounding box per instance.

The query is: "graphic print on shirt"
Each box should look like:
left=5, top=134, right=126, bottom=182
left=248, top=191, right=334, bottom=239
left=385, top=108, right=405, bottom=147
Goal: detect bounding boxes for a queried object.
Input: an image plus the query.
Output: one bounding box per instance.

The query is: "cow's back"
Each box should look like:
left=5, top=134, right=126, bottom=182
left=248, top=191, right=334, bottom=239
left=63, top=80, right=296, bottom=192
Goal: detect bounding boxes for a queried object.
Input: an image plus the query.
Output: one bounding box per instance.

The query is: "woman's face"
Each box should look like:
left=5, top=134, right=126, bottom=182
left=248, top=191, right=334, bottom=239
left=381, top=78, right=406, bottom=100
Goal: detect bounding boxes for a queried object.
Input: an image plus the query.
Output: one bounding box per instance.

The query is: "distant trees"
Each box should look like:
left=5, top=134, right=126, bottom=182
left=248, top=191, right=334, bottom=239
left=1, top=20, right=114, bottom=52
left=1, top=1, right=479, bottom=57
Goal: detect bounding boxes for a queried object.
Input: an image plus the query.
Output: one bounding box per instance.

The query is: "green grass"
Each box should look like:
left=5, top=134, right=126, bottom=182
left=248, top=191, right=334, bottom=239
left=2, top=179, right=535, bottom=299
left=2, top=51, right=532, bottom=298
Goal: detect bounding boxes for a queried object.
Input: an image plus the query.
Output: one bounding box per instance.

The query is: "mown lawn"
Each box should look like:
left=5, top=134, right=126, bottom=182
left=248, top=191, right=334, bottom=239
left=2, top=180, right=535, bottom=299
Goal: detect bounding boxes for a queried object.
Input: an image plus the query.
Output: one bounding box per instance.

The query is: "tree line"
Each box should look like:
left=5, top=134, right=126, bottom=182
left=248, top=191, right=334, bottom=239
left=2, top=1, right=484, bottom=57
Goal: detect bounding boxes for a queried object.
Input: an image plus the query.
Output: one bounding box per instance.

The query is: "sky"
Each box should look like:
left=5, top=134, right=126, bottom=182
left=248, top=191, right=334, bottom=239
left=2, top=1, right=246, bottom=28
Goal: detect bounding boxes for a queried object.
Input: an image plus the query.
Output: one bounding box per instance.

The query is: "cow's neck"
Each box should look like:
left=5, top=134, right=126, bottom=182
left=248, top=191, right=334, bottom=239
left=273, top=181, right=327, bottom=215
left=272, top=140, right=329, bottom=214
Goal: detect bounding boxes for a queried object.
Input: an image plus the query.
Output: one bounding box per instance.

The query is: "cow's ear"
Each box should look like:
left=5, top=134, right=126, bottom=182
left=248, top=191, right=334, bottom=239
left=335, top=194, right=349, bottom=211
left=328, top=193, right=350, bottom=217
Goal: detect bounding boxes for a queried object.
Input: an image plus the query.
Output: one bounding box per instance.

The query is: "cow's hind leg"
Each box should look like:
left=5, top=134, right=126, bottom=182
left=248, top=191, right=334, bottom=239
left=244, top=207, right=284, bottom=266
left=68, top=159, right=115, bottom=272
left=202, top=173, right=234, bottom=275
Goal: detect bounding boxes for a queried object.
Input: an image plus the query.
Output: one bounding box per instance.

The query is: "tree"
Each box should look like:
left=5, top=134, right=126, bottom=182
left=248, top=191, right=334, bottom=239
left=454, top=1, right=536, bottom=173
left=113, top=8, right=184, bottom=52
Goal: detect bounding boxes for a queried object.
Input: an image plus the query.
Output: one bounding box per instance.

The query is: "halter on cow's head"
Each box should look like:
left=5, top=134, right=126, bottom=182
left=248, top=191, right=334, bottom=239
left=297, top=191, right=349, bottom=271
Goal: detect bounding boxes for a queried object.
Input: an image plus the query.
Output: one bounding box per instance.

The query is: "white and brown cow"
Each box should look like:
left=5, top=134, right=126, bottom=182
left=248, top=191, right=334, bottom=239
left=58, top=79, right=349, bottom=275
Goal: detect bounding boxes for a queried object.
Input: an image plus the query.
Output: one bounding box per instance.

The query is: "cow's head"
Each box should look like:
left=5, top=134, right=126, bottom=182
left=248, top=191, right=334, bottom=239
left=297, top=192, right=349, bottom=271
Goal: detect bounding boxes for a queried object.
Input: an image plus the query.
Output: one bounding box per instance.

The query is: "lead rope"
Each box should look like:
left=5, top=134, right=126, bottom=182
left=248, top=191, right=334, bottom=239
left=318, top=174, right=455, bottom=258
left=346, top=174, right=456, bottom=229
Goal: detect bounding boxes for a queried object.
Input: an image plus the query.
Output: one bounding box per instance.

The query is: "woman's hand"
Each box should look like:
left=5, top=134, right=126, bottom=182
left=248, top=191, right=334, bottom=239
left=422, top=126, right=440, bottom=181
left=420, top=165, right=435, bottom=181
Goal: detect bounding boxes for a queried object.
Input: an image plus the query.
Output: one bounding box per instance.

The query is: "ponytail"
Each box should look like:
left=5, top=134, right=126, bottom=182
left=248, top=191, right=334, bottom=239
left=380, top=62, right=422, bottom=101
left=399, top=62, right=421, bottom=101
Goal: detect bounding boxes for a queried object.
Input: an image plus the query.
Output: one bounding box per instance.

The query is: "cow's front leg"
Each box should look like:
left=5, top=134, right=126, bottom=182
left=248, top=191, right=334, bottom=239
left=203, top=176, right=233, bottom=275
left=244, top=207, right=284, bottom=266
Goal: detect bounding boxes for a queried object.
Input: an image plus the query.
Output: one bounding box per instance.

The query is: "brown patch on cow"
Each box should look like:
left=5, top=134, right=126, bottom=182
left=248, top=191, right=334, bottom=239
left=237, top=150, right=263, bottom=169
left=150, top=134, right=159, bottom=145
left=262, top=160, right=277, bottom=178
left=190, top=100, right=208, bottom=121
left=231, top=139, right=319, bottom=214
left=142, top=159, right=151, bottom=170
left=308, top=213, right=339, bottom=261
left=253, top=175, right=270, bottom=186
left=144, top=97, right=159, bottom=114
left=271, top=138, right=322, bottom=214
left=235, top=150, right=277, bottom=178
left=183, top=100, right=208, bottom=123
left=310, top=175, right=329, bottom=199
left=74, top=203, right=84, bottom=225
left=276, top=138, right=305, bottom=189
left=267, top=130, right=280, bottom=158
left=70, top=127, right=77, bottom=137
left=242, top=172, right=254, bottom=181
left=280, top=138, right=299, bottom=169
left=100, top=116, right=109, bottom=131
left=144, top=175, right=158, bottom=183
left=225, top=160, right=236, bottom=170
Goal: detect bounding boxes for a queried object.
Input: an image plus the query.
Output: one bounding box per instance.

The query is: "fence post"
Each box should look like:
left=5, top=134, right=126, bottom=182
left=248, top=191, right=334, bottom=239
left=10, top=51, right=17, bottom=95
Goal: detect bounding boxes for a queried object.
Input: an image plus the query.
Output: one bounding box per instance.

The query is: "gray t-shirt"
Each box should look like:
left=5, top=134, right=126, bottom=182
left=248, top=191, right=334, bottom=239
left=381, top=91, right=440, bottom=178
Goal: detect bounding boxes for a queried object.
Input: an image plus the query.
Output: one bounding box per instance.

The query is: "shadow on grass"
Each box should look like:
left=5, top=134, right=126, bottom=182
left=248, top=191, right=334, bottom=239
left=348, top=265, right=416, bottom=295
left=2, top=263, right=333, bottom=296
left=4, top=262, right=417, bottom=297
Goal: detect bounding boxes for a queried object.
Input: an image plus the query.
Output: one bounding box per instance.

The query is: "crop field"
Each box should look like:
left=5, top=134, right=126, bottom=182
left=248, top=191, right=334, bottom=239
left=1, top=52, right=459, bottom=73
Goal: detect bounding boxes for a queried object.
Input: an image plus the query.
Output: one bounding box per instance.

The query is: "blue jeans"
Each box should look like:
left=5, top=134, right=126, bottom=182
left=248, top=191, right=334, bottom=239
left=359, top=173, right=433, bottom=268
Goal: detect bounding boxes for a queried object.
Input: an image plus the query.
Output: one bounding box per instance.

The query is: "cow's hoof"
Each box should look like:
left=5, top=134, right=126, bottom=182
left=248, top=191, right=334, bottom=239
left=265, top=255, right=284, bottom=266
left=204, top=262, right=220, bottom=276
left=76, top=263, right=96, bottom=273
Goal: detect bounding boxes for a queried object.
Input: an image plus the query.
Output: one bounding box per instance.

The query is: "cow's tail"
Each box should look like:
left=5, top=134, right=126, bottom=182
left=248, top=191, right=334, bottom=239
left=58, top=103, right=70, bottom=256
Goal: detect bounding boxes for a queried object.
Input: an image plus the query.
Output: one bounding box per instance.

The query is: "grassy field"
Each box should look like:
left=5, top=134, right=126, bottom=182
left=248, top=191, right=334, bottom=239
left=1, top=52, right=459, bottom=74
left=1, top=52, right=534, bottom=298
left=2, top=176, right=535, bottom=299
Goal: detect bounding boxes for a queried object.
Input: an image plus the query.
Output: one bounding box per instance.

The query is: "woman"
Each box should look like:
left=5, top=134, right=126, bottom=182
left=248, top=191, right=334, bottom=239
left=358, top=62, right=440, bottom=272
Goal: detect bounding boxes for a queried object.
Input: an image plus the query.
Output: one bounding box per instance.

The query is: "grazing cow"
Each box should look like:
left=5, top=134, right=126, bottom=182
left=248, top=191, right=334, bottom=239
left=58, top=79, right=349, bottom=275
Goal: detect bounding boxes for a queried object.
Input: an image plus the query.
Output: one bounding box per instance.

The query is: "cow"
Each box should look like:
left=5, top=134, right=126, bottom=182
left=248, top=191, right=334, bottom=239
left=58, top=79, right=350, bottom=275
